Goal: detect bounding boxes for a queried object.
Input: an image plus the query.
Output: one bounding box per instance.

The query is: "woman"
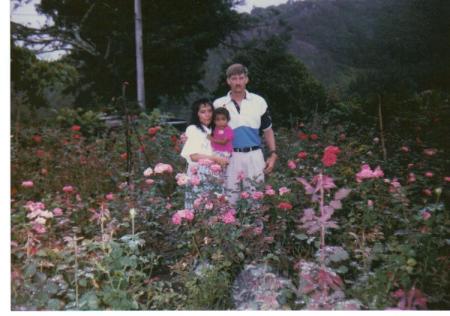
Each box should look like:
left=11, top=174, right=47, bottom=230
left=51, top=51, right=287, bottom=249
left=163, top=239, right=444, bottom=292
left=180, top=98, right=228, bottom=209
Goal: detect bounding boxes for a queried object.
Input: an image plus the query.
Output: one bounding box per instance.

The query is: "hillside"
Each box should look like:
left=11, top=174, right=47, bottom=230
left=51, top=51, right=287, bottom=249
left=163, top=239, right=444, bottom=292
left=203, top=0, right=390, bottom=91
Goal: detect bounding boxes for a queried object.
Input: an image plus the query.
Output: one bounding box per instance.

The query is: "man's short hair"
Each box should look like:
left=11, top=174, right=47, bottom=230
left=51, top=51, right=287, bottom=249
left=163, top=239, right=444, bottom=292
left=226, top=63, right=248, bottom=78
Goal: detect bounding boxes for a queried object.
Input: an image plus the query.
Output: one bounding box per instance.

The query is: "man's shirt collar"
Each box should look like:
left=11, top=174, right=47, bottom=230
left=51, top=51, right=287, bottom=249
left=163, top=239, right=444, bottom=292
left=226, top=90, right=251, bottom=102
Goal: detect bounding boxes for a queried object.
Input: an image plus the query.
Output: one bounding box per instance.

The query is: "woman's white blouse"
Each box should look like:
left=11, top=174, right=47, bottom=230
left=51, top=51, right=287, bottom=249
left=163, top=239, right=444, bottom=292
left=181, top=125, right=212, bottom=165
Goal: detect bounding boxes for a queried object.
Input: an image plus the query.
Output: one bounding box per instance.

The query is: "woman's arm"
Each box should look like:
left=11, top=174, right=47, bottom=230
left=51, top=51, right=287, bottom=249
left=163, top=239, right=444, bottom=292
left=190, top=153, right=228, bottom=166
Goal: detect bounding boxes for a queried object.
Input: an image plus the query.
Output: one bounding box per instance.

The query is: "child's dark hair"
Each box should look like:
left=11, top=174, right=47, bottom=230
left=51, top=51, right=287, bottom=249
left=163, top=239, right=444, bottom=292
left=212, top=107, right=230, bottom=132
left=190, top=98, right=213, bottom=133
left=213, top=107, right=230, bottom=121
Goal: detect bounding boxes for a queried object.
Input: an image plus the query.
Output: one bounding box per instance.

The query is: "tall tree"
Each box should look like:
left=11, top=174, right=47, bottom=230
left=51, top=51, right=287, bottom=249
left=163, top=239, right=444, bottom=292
left=215, top=35, right=327, bottom=126
left=13, top=0, right=243, bottom=108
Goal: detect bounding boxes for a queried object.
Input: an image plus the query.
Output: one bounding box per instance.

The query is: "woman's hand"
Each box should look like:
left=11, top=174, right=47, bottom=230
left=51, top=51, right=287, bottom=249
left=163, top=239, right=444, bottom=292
left=213, top=156, right=229, bottom=167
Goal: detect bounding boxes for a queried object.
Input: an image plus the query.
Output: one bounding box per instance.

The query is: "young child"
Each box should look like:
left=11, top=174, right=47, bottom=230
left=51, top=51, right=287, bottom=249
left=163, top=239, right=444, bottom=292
left=208, top=107, right=234, bottom=159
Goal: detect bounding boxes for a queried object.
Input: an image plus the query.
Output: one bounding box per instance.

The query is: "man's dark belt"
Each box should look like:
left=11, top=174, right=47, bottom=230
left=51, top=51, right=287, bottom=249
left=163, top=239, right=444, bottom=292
left=233, top=146, right=260, bottom=153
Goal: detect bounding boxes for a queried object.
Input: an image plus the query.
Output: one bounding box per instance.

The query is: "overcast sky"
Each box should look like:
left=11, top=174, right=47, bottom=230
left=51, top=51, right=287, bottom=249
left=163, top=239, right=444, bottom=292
left=11, top=0, right=293, bottom=26
left=10, top=0, right=293, bottom=60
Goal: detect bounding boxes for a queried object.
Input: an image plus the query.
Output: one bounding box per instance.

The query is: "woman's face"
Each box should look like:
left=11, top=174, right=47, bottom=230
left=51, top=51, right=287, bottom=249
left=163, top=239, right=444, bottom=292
left=198, top=104, right=213, bottom=126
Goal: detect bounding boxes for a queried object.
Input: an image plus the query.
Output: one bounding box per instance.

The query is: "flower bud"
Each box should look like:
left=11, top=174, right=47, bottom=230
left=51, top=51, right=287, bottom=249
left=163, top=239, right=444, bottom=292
left=435, top=187, right=442, bottom=197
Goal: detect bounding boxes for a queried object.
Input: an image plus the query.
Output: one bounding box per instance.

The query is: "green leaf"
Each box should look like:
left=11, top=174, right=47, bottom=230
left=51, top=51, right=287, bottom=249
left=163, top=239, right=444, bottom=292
left=24, top=263, right=37, bottom=278
left=79, top=291, right=99, bottom=310
left=294, top=233, right=308, bottom=240
left=336, top=265, right=348, bottom=274
left=78, top=278, right=88, bottom=287
left=47, top=298, right=62, bottom=310
left=44, top=281, right=59, bottom=295
left=33, top=271, right=47, bottom=284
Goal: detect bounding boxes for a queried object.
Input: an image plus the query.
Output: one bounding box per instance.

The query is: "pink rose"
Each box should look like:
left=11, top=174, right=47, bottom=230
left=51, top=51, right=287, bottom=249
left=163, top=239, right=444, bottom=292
left=265, top=188, right=276, bottom=196
left=184, top=210, right=195, bottom=221
left=22, top=180, right=34, bottom=188
left=423, top=148, right=437, bottom=156
left=389, top=178, right=401, bottom=193
left=52, top=207, right=63, bottom=216
left=237, top=171, right=246, bottom=181
left=372, top=166, right=384, bottom=178
left=198, top=159, right=213, bottom=166
left=193, top=198, right=202, bottom=208
left=190, top=175, right=201, bottom=186
left=240, top=192, right=250, bottom=199
left=176, top=173, right=189, bottom=186
left=171, top=212, right=182, bottom=225
left=106, top=193, right=115, bottom=200
left=154, top=163, right=173, bottom=174
left=210, top=164, right=222, bottom=173
left=356, top=164, right=384, bottom=182
left=408, top=173, right=416, bottom=183
left=422, top=211, right=431, bottom=220
left=32, top=223, right=46, bottom=234
left=190, top=166, right=198, bottom=175
left=401, top=146, right=409, bottom=152
left=279, top=187, right=291, bottom=196
left=251, top=191, right=264, bottom=200
left=367, top=200, right=374, bottom=208
left=63, top=185, right=74, bottom=193
left=205, top=202, right=214, bottom=210
left=253, top=226, right=263, bottom=235
left=425, top=172, right=434, bottom=178
left=145, top=179, right=155, bottom=185
left=221, top=209, right=236, bottom=224
left=287, top=160, right=296, bottom=170
left=143, top=167, right=154, bottom=177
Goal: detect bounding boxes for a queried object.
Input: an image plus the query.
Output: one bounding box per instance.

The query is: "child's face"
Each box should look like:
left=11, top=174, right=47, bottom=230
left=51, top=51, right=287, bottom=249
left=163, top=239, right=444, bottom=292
left=214, top=114, right=228, bottom=128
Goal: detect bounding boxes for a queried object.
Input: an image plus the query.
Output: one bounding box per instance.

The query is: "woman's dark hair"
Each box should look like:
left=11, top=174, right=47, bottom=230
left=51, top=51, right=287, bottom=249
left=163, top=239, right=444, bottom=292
left=190, top=98, right=213, bottom=133
left=211, top=107, right=230, bottom=132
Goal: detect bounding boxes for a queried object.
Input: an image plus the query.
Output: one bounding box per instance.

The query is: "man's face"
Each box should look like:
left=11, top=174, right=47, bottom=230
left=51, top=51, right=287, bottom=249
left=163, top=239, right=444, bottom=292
left=227, top=73, right=249, bottom=94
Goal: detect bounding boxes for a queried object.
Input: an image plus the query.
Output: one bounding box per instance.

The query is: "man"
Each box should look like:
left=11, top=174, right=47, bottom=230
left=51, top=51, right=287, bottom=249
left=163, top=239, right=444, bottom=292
left=213, top=63, right=277, bottom=204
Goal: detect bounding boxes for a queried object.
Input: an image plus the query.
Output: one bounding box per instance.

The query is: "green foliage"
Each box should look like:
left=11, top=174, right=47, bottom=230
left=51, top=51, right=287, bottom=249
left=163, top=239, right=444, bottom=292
left=184, top=264, right=233, bottom=310
left=215, top=35, right=327, bottom=126
left=11, top=44, right=79, bottom=109
left=17, top=0, right=244, bottom=107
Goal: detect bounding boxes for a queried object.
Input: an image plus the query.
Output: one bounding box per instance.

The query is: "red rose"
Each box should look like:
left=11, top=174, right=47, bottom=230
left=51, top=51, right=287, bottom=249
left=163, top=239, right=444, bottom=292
left=71, top=125, right=81, bottom=131
left=278, top=201, right=293, bottom=210
left=32, top=134, right=42, bottom=143
left=36, top=149, right=46, bottom=158
left=298, top=132, right=308, bottom=141
left=297, top=151, right=308, bottom=159
left=310, top=133, right=319, bottom=140
left=322, top=146, right=340, bottom=167
left=148, top=127, right=159, bottom=136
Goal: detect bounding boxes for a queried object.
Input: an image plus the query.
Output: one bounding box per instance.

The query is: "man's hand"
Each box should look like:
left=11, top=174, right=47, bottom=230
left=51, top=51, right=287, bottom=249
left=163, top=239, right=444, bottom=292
left=264, top=154, right=277, bottom=174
